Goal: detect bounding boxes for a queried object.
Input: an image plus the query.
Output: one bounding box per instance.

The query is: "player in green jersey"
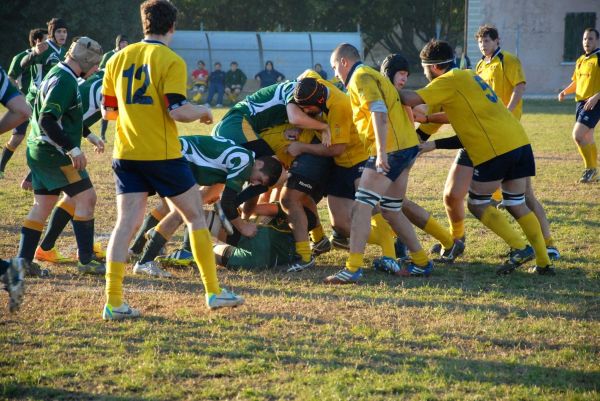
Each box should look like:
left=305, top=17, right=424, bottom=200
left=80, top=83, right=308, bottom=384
left=98, top=34, right=129, bottom=140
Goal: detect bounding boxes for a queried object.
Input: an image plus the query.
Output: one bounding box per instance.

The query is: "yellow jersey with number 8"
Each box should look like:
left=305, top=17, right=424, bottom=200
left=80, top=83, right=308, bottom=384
left=103, top=40, right=187, bottom=160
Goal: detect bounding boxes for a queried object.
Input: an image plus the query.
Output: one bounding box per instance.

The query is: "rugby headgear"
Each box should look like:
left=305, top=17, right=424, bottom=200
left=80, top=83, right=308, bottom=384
left=380, top=54, right=410, bottom=82
left=115, top=34, right=129, bottom=49
left=293, top=77, right=327, bottom=111
left=47, top=18, right=67, bottom=40
left=67, top=37, right=103, bottom=74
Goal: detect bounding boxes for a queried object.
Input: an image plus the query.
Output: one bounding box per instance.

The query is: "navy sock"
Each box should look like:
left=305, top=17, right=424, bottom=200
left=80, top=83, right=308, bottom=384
left=139, top=230, right=167, bottom=264
left=40, top=206, right=73, bottom=251
left=130, top=213, right=159, bottom=254
left=18, top=226, right=43, bottom=262
left=0, top=259, right=9, bottom=276
left=73, top=219, right=94, bottom=264
left=0, top=146, right=14, bottom=172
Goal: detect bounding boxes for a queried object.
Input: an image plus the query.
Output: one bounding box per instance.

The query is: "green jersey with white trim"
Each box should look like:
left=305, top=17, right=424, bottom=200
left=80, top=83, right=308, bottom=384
left=0, top=65, right=21, bottom=106
left=79, top=70, right=103, bottom=128
left=99, top=49, right=116, bottom=69
left=28, top=62, right=83, bottom=165
left=179, top=135, right=254, bottom=192
left=226, top=81, right=296, bottom=133
left=26, top=40, right=66, bottom=105
left=8, top=50, right=32, bottom=93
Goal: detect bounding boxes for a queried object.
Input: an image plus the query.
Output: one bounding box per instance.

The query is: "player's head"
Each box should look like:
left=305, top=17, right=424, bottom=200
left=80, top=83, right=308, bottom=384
left=583, top=28, right=600, bottom=53
left=251, top=157, right=283, bottom=187
left=47, top=18, right=68, bottom=46
left=230, top=61, right=238, bottom=70
left=475, top=24, right=499, bottom=57
left=140, top=0, right=177, bottom=37
left=330, top=43, right=360, bottom=84
left=380, top=53, right=410, bottom=90
left=115, top=34, right=129, bottom=50
left=420, top=39, right=454, bottom=82
left=294, top=77, right=327, bottom=115
left=67, top=36, right=103, bottom=78
left=29, top=28, right=48, bottom=47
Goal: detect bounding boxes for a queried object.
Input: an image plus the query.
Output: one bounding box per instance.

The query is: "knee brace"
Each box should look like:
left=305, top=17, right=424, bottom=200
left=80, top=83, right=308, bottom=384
left=380, top=196, right=403, bottom=212
left=500, top=191, right=526, bottom=207
left=467, top=191, right=492, bottom=205
left=355, top=187, right=382, bottom=208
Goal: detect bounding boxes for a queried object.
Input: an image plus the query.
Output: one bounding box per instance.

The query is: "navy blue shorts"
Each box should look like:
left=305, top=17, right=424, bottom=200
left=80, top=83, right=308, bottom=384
left=455, top=148, right=474, bottom=167
left=326, top=161, right=366, bottom=199
left=286, top=152, right=334, bottom=198
left=364, top=146, right=418, bottom=182
left=472, top=144, right=536, bottom=182
left=576, top=100, right=600, bottom=129
left=112, top=158, right=196, bottom=197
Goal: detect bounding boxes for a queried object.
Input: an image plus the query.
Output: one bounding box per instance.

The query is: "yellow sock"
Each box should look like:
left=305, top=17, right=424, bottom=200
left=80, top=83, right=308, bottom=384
left=295, top=241, right=311, bottom=262
left=517, top=212, right=551, bottom=267
left=480, top=206, right=527, bottom=249
left=491, top=188, right=503, bottom=202
left=409, top=249, right=429, bottom=267
left=423, top=216, right=453, bottom=249
left=106, top=261, right=126, bottom=306
left=190, top=228, right=220, bottom=294
left=450, top=219, right=465, bottom=240
left=368, top=214, right=396, bottom=258
left=345, top=253, right=363, bottom=272
left=578, top=143, right=598, bottom=169
left=544, top=236, right=554, bottom=247
left=310, top=225, right=324, bottom=242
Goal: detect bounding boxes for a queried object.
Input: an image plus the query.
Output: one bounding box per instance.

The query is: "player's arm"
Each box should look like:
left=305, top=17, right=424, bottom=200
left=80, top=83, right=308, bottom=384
left=507, top=82, right=526, bottom=112
left=221, top=186, right=257, bottom=237
left=286, top=103, right=328, bottom=131
left=558, top=81, right=577, bottom=102
left=372, top=111, right=389, bottom=172
left=20, top=42, right=47, bottom=68
left=399, top=90, right=426, bottom=108
left=168, top=95, right=213, bottom=124
left=0, top=70, right=31, bottom=134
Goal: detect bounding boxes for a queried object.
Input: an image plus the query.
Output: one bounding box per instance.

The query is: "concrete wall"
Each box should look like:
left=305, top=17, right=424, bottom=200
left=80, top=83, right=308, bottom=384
left=467, top=0, right=600, bottom=95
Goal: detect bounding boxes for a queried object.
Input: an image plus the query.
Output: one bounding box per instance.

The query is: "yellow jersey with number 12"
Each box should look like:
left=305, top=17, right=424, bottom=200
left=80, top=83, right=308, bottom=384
left=102, top=40, right=187, bottom=161
left=416, top=69, right=529, bottom=166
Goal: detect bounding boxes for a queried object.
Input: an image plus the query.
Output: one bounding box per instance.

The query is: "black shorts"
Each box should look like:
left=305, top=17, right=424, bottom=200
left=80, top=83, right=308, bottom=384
left=12, top=119, right=29, bottom=136
left=326, top=161, right=366, bottom=199
left=364, top=146, right=418, bottom=181
left=576, top=100, right=600, bottom=129
left=472, top=144, right=536, bottom=182
left=242, top=138, right=275, bottom=158
left=33, top=177, right=93, bottom=197
left=455, top=148, right=474, bottom=167
left=286, top=153, right=333, bottom=198
left=112, top=158, right=196, bottom=197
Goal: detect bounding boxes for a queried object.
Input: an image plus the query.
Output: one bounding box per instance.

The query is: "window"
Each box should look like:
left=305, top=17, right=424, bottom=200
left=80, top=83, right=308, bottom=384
left=564, top=12, right=597, bottom=62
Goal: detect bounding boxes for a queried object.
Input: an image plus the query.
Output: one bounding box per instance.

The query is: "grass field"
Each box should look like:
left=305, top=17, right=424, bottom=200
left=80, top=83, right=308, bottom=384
left=0, top=101, right=599, bottom=401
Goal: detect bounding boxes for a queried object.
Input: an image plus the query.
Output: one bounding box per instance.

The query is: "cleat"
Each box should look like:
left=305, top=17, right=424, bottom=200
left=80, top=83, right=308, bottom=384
left=579, top=168, right=599, bottom=183
left=25, top=261, right=50, bottom=278
left=546, top=246, right=560, bottom=261
left=496, top=263, right=517, bottom=275
left=429, top=242, right=442, bottom=255
left=436, top=239, right=465, bottom=264
left=506, top=245, right=535, bottom=266
left=102, top=302, right=141, bottom=320
left=330, top=233, right=350, bottom=250
left=206, top=288, right=244, bottom=309
left=311, top=237, right=332, bottom=256
left=398, top=260, right=434, bottom=277
left=93, top=242, right=106, bottom=260
left=373, top=256, right=401, bottom=275
left=34, top=247, right=75, bottom=264
left=323, top=267, right=363, bottom=284
left=128, top=250, right=141, bottom=263
left=77, top=258, right=106, bottom=275
left=528, top=264, right=556, bottom=275
left=214, top=201, right=234, bottom=235
left=133, top=261, right=172, bottom=278
left=2, top=258, right=26, bottom=312
left=287, top=255, right=315, bottom=272
left=155, top=248, right=194, bottom=267
left=395, top=238, right=409, bottom=262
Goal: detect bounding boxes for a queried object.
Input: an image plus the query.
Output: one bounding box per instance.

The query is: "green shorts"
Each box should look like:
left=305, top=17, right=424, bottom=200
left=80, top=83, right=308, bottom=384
left=226, top=225, right=295, bottom=269
left=27, top=146, right=89, bottom=193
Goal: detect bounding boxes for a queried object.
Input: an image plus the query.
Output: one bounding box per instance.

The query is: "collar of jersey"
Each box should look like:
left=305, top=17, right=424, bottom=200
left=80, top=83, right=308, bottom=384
left=585, top=48, right=600, bottom=58
left=344, top=61, right=363, bottom=87
left=57, top=62, right=78, bottom=80
left=482, top=47, right=502, bottom=62
left=142, top=39, right=166, bottom=46
left=46, top=39, right=61, bottom=54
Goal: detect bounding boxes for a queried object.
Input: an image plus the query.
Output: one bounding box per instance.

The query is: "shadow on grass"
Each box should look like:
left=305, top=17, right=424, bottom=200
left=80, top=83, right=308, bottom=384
left=1, top=384, right=160, bottom=401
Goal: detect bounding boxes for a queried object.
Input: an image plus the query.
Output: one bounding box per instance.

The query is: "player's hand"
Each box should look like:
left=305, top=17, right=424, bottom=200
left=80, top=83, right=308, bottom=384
left=20, top=176, right=32, bottom=191
left=238, top=221, right=258, bottom=238
left=199, top=105, right=213, bottom=124
left=418, top=141, right=436, bottom=155
left=86, top=134, right=105, bottom=153
left=557, top=91, right=565, bottom=102
left=320, top=126, right=332, bottom=147
left=583, top=94, right=599, bottom=111
left=286, top=142, right=304, bottom=157
left=412, top=104, right=428, bottom=123
left=32, top=42, right=48, bottom=55
left=67, top=148, right=87, bottom=170
left=375, top=152, right=390, bottom=174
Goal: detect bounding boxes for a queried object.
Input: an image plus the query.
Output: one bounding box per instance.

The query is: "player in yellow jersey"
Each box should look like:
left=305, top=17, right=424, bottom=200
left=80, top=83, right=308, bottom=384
left=101, top=0, right=243, bottom=320
left=325, top=43, right=433, bottom=284
left=559, top=28, right=600, bottom=183
left=401, top=39, right=554, bottom=276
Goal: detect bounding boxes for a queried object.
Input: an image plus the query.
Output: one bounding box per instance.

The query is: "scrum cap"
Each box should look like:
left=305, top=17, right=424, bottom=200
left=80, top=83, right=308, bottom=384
left=67, top=37, right=103, bottom=74
left=380, top=54, right=410, bottom=82
left=293, top=77, right=327, bottom=111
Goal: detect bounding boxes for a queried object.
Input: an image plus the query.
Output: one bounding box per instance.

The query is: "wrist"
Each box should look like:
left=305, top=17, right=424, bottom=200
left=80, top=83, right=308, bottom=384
left=66, top=147, right=82, bottom=157
left=425, top=115, right=429, bottom=123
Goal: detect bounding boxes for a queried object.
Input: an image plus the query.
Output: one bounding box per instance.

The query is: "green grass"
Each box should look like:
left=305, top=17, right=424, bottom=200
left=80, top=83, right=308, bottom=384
left=1, top=101, right=599, bottom=401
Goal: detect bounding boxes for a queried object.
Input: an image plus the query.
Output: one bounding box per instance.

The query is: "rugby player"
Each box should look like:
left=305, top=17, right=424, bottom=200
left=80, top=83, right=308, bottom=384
left=400, top=39, right=554, bottom=275
left=558, top=27, right=600, bottom=183
left=98, top=34, right=129, bottom=140
left=101, top=0, right=242, bottom=320
left=325, top=43, right=433, bottom=284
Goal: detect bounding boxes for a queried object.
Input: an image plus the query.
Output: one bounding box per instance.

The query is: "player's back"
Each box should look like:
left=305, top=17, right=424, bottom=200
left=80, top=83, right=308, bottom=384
left=104, top=40, right=187, bottom=161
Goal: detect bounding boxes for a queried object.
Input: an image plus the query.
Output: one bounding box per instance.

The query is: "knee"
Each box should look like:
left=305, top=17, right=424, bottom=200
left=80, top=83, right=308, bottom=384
left=444, top=190, right=464, bottom=207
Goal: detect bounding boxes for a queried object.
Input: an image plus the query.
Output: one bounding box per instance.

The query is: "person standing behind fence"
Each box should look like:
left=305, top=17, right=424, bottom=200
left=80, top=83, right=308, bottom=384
left=255, top=60, right=284, bottom=88
left=225, top=61, right=247, bottom=104
left=206, top=62, right=226, bottom=107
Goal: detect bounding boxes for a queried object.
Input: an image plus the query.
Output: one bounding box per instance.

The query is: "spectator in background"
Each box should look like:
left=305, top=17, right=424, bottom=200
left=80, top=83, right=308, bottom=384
left=190, top=60, right=208, bottom=103
left=454, top=45, right=471, bottom=69
left=314, top=63, right=327, bottom=79
left=206, top=62, right=226, bottom=107
left=255, top=60, right=284, bottom=88
left=225, top=61, right=247, bottom=104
